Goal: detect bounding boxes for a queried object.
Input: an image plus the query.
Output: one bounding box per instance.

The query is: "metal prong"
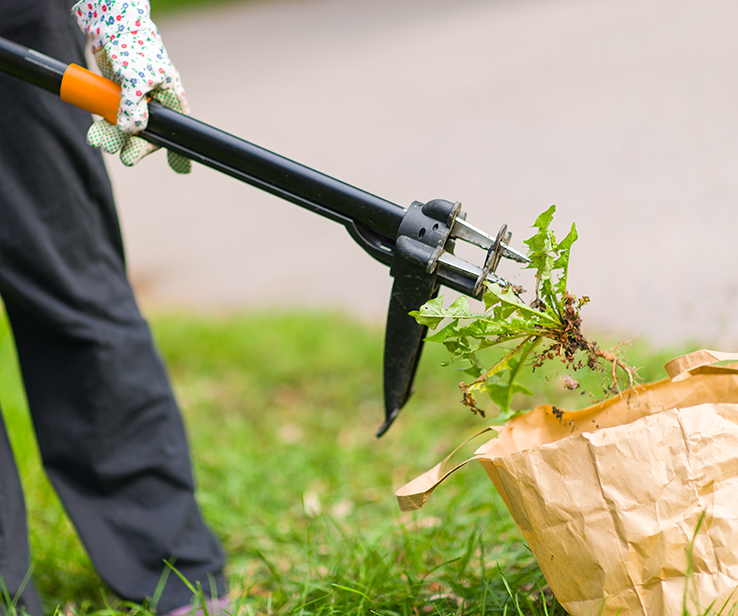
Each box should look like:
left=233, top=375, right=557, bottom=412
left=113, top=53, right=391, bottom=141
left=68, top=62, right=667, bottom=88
left=473, top=224, right=507, bottom=296
left=438, top=252, right=509, bottom=288
left=451, top=218, right=530, bottom=264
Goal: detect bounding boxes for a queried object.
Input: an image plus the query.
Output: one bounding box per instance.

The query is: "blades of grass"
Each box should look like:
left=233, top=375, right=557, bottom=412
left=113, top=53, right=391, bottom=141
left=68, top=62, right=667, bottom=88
left=331, top=583, right=372, bottom=616
left=683, top=511, right=707, bottom=616
left=0, top=568, right=35, bottom=615
left=588, top=597, right=613, bottom=616
left=0, top=579, right=12, bottom=616
left=251, top=549, right=282, bottom=586
left=12, top=565, right=35, bottom=612
left=0, top=576, right=28, bottom=616
left=419, top=556, right=463, bottom=583
left=331, top=584, right=370, bottom=601
left=293, top=592, right=330, bottom=613
left=537, top=580, right=550, bottom=616
left=725, top=596, right=738, bottom=616
left=521, top=594, right=538, bottom=616
left=479, top=537, right=488, bottom=616
left=148, top=566, right=173, bottom=614
left=400, top=569, right=420, bottom=599
left=715, top=587, right=738, bottom=615
left=98, top=587, right=120, bottom=616
left=163, top=560, right=197, bottom=595
left=498, top=567, right=525, bottom=616
left=699, top=586, right=738, bottom=616
left=299, top=527, right=313, bottom=616
left=195, top=582, right=211, bottom=616
left=453, top=527, right=478, bottom=582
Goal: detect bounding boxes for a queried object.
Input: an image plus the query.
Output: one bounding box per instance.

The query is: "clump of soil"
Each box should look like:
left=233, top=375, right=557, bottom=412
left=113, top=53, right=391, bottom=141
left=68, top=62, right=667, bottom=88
left=533, top=292, right=636, bottom=395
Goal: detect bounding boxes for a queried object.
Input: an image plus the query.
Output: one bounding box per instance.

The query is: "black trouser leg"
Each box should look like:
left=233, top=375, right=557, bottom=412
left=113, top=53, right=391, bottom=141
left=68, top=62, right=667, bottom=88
left=3, top=298, right=226, bottom=613
left=0, top=0, right=226, bottom=611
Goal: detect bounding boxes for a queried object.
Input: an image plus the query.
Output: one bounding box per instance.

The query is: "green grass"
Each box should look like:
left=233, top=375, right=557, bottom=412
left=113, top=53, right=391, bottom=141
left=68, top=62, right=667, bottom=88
left=150, top=0, right=264, bottom=19
left=0, top=309, right=699, bottom=615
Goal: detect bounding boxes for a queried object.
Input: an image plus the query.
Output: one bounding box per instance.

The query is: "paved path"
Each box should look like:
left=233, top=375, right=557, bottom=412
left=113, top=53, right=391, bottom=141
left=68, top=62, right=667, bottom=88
left=108, top=0, right=738, bottom=347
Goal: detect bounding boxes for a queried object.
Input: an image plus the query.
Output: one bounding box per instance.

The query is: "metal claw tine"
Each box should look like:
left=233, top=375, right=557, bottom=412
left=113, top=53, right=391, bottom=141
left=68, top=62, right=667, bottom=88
left=499, top=242, right=529, bottom=264
left=451, top=218, right=530, bottom=264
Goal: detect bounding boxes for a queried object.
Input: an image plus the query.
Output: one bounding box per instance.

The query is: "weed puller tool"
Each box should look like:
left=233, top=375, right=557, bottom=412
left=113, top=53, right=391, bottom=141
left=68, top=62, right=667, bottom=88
left=0, top=36, right=530, bottom=436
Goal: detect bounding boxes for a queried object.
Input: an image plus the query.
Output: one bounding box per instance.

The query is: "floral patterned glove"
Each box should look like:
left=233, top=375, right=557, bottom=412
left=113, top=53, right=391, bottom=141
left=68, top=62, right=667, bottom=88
left=72, top=0, right=191, bottom=173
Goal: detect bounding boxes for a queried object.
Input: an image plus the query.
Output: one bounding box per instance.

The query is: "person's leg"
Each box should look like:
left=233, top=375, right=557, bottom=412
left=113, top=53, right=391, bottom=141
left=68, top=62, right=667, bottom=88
left=2, top=296, right=227, bottom=613
left=0, top=411, right=43, bottom=616
left=0, top=1, right=226, bottom=611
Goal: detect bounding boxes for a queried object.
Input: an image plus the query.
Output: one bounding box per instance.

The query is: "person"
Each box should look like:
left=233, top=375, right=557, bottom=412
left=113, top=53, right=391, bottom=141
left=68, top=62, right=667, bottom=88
left=0, top=1, right=227, bottom=614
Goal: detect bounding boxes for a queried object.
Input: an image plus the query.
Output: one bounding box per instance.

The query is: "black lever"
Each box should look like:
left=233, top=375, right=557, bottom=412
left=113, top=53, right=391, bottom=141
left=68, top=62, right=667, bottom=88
left=378, top=199, right=461, bottom=436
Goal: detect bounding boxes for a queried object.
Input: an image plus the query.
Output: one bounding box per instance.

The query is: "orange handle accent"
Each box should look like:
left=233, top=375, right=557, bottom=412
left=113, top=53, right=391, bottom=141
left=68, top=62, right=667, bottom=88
left=60, top=63, right=120, bottom=125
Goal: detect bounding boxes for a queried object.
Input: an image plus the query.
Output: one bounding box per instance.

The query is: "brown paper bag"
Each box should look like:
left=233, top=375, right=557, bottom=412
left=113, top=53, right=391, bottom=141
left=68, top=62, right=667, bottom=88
left=396, top=350, right=738, bottom=615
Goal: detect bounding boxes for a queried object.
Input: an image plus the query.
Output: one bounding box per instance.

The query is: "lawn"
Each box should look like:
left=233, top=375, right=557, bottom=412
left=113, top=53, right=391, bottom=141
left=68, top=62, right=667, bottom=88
left=150, top=0, right=263, bottom=18
left=0, top=309, right=694, bottom=615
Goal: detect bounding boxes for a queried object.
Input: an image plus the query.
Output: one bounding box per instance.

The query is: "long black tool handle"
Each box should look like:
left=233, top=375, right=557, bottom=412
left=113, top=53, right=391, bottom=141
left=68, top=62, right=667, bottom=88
left=0, top=35, right=405, bottom=242
left=142, top=105, right=403, bottom=238
left=0, top=36, right=66, bottom=91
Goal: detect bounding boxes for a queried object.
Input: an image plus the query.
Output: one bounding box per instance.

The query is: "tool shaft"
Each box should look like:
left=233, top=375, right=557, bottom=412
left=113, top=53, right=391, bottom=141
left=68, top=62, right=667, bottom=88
left=142, top=103, right=404, bottom=238
left=0, top=36, right=66, bottom=93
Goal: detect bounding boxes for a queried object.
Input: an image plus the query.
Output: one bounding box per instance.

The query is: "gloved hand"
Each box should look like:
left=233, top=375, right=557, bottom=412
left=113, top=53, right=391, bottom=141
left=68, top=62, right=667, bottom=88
left=72, top=0, right=191, bottom=173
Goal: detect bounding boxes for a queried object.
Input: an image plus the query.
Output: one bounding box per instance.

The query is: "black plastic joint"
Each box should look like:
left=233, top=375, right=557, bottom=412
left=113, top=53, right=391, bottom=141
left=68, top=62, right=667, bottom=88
left=422, top=198, right=461, bottom=227
left=390, top=199, right=459, bottom=277
left=395, top=236, right=443, bottom=274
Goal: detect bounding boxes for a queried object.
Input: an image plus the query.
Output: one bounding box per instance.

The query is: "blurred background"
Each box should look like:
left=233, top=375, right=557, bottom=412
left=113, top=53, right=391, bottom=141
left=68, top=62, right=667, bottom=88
left=108, top=0, right=738, bottom=348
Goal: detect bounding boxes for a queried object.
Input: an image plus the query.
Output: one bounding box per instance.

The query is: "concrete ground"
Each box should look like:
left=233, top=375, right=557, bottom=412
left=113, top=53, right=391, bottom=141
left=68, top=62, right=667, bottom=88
left=106, top=0, right=738, bottom=348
